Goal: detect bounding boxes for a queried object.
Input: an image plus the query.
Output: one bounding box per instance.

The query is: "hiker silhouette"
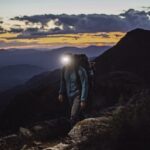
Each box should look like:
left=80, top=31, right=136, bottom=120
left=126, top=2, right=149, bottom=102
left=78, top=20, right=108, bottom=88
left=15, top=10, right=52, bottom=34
left=58, top=53, right=95, bottom=126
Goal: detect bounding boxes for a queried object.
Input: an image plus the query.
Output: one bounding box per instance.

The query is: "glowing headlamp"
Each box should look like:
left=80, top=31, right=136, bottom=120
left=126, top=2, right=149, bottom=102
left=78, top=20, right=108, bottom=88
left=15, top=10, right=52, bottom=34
left=60, top=54, right=72, bottom=66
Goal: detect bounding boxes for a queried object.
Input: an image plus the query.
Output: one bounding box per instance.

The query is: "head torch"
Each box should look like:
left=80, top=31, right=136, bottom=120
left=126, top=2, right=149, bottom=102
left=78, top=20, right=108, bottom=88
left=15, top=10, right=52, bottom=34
left=60, top=54, right=72, bottom=66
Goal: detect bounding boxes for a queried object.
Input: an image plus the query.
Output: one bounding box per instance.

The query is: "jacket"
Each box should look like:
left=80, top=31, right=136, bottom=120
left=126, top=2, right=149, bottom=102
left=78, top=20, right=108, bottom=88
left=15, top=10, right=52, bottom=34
left=59, top=66, right=88, bottom=101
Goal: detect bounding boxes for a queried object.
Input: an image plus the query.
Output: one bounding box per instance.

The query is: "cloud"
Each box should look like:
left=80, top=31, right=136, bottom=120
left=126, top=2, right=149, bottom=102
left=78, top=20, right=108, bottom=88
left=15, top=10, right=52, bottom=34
left=0, top=41, right=36, bottom=49
left=4, top=9, right=150, bottom=38
left=0, top=31, right=125, bottom=49
left=0, top=26, right=5, bottom=34
left=12, top=14, right=126, bottom=33
left=93, top=33, right=110, bottom=38
left=141, top=6, right=150, bottom=10
left=0, top=17, right=3, bottom=24
left=0, top=18, right=5, bottom=34
left=120, top=9, right=150, bottom=30
left=11, top=14, right=57, bottom=25
left=9, top=28, right=24, bottom=33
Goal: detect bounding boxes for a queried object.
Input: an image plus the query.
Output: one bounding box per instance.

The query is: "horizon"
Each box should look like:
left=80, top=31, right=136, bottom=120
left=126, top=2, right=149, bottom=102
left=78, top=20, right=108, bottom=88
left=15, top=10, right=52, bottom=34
left=0, top=0, right=150, bottom=49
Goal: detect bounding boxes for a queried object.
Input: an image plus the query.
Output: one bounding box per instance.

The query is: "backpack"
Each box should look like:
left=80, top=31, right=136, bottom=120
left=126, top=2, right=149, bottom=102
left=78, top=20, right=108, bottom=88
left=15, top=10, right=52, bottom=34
left=74, top=54, right=94, bottom=90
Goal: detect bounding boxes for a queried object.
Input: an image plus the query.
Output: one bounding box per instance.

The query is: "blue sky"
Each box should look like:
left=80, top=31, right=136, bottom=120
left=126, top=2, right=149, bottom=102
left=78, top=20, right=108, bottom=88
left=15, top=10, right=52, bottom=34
left=0, top=0, right=150, bottom=18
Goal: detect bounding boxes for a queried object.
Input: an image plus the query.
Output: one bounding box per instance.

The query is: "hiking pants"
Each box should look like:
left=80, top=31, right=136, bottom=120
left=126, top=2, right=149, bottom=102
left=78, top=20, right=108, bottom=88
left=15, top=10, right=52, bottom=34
left=69, top=94, right=83, bottom=126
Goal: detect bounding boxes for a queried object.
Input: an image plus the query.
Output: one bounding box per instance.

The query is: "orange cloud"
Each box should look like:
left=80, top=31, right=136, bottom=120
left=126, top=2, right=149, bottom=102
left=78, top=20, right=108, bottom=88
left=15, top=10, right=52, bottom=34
left=0, top=32, right=125, bottom=49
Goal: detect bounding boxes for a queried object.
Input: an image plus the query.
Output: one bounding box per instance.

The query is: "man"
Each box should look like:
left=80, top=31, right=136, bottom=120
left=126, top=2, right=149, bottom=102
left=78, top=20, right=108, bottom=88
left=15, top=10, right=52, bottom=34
left=58, top=53, right=88, bottom=126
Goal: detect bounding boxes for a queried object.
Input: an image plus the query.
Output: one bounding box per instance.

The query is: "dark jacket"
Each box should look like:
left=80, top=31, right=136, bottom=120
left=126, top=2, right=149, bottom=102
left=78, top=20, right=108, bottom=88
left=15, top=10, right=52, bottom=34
left=59, top=66, right=88, bottom=101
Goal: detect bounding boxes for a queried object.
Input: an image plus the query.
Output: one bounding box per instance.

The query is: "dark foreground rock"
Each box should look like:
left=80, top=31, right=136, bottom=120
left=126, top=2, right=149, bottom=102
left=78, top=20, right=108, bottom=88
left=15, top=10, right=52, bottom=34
left=0, top=118, right=70, bottom=150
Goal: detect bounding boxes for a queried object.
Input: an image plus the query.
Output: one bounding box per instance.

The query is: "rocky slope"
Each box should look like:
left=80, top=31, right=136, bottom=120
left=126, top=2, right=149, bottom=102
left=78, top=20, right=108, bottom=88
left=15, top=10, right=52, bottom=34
left=1, top=89, right=150, bottom=150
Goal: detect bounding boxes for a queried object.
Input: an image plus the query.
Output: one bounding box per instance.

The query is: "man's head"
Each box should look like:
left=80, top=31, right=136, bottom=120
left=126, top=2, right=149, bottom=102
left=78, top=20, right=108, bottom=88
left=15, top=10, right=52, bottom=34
left=60, top=53, right=75, bottom=67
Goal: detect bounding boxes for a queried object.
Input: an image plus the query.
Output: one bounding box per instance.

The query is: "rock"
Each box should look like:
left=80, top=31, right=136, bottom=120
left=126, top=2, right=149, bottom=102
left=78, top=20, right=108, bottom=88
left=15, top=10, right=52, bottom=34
left=30, top=118, right=71, bottom=140
left=0, top=118, right=71, bottom=150
left=20, top=127, right=33, bottom=138
left=33, top=141, right=42, bottom=145
left=45, top=116, right=114, bottom=150
left=68, top=117, right=112, bottom=146
left=0, top=134, right=24, bottom=150
left=43, top=143, right=70, bottom=150
left=20, top=144, right=28, bottom=150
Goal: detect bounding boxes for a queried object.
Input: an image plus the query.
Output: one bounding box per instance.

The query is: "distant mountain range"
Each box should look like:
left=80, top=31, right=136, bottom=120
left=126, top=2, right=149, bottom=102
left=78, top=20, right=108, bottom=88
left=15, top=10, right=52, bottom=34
left=0, top=64, right=45, bottom=92
left=0, top=46, right=109, bottom=70
left=0, top=45, right=109, bottom=92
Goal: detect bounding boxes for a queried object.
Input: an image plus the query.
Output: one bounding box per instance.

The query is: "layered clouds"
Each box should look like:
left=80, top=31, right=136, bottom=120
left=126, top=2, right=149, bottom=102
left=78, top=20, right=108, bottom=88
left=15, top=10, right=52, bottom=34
left=0, top=9, right=150, bottom=48
left=3, top=9, right=149, bottom=37
left=120, top=9, right=150, bottom=30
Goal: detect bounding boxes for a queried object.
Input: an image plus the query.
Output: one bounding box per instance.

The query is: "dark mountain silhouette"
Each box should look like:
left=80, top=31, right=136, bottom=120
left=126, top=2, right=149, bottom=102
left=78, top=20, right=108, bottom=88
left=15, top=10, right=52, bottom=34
left=95, top=28, right=150, bottom=85
left=0, top=28, right=149, bottom=139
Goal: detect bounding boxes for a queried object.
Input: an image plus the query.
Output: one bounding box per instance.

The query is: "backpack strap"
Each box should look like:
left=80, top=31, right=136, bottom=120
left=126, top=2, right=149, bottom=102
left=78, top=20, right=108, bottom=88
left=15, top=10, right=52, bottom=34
left=75, top=66, right=82, bottom=91
left=61, top=67, right=65, bottom=82
left=60, top=66, right=67, bottom=94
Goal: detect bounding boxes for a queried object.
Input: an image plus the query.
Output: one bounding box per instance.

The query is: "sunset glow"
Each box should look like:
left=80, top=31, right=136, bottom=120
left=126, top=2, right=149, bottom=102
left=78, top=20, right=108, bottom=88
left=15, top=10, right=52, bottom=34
left=0, top=32, right=125, bottom=49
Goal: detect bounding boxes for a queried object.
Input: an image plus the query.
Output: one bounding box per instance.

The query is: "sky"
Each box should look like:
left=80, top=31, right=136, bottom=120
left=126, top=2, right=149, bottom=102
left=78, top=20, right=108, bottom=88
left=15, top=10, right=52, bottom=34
left=0, top=0, right=150, bottom=49
left=0, top=0, right=150, bottom=17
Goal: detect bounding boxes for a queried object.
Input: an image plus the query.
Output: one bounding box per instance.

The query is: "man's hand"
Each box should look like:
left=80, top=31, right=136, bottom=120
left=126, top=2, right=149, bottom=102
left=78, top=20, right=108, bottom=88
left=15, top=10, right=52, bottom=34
left=80, top=101, right=86, bottom=110
left=58, top=94, right=64, bottom=103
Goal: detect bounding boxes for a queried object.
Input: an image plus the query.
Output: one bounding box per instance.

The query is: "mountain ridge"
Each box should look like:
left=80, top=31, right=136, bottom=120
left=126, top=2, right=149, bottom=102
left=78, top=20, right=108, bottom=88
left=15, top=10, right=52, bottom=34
left=95, top=28, right=150, bottom=84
